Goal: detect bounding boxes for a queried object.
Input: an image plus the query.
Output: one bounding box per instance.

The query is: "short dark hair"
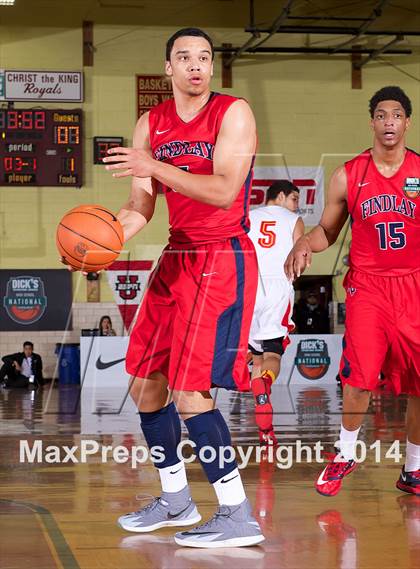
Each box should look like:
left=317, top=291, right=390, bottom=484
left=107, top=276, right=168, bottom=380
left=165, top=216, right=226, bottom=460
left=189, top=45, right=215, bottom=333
left=266, top=180, right=299, bottom=204
left=369, top=86, right=412, bottom=118
left=166, top=28, right=214, bottom=62
left=23, top=341, right=33, bottom=348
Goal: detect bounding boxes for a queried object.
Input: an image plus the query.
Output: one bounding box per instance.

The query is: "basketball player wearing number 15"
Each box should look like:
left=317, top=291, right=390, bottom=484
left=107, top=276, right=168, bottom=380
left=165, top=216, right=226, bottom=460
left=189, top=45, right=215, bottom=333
left=103, top=28, right=265, bottom=548
left=285, top=86, right=420, bottom=497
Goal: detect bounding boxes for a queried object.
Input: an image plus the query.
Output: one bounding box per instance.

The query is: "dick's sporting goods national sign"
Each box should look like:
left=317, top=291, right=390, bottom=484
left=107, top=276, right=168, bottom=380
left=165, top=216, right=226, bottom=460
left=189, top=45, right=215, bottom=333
left=0, top=270, right=72, bottom=330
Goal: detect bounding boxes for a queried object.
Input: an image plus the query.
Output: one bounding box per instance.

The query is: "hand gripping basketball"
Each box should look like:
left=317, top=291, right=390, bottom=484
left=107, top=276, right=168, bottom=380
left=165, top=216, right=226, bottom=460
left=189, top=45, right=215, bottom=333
left=56, top=204, right=123, bottom=272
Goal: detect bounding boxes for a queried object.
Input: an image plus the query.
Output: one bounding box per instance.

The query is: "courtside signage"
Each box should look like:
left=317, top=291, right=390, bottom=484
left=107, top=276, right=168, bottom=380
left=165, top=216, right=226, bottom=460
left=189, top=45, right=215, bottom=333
left=3, top=276, right=47, bottom=325
left=0, top=269, right=72, bottom=331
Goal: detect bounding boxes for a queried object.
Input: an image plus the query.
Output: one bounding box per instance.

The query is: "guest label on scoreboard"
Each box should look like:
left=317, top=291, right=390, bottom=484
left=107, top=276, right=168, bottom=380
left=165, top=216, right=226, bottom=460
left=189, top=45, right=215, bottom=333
left=0, top=109, right=83, bottom=187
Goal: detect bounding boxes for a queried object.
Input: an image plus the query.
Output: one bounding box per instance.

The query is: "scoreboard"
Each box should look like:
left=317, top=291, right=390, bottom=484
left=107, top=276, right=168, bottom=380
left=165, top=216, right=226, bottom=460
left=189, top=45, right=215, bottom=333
left=0, top=109, right=83, bottom=187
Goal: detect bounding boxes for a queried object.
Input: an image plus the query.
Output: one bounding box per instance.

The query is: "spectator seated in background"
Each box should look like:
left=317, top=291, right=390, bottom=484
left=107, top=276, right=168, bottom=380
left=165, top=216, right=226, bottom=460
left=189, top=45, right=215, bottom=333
left=293, top=290, right=330, bottom=334
left=0, top=341, right=43, bottom=388
left=99, top=315, right=117, bottom=337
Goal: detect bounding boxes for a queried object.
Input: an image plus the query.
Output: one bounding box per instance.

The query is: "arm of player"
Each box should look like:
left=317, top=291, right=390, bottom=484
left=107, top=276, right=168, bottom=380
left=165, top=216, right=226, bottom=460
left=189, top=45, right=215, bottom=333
left=293, top=217, right=305, bottom=244
left=116, top=112, right=157, bottom=242
left=104, top=99, right=257, bottom=210
left=284, top=166, right=348, bottom=280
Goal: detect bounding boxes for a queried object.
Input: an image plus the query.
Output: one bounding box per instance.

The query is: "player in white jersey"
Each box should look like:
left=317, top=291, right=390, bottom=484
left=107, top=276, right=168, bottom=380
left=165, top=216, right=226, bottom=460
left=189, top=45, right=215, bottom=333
left=248, top=180, right=304, bottom=446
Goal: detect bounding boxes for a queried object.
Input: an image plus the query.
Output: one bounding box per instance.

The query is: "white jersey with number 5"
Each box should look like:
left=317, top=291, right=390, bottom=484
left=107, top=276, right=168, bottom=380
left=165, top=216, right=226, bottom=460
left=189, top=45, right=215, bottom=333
left=248, top=205, right=299, bottom=344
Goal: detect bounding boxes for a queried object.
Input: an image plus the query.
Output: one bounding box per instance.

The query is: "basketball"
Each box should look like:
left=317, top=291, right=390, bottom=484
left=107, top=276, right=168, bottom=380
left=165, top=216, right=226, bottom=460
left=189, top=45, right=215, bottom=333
left=56, top=204, right=123, bottom=272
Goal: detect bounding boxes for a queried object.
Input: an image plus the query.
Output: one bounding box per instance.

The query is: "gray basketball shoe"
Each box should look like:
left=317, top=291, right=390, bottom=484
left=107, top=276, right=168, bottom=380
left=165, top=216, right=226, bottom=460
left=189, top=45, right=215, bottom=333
left=174, top=498, right=265, bottom=548
left=118, top=486, right=201, bottom=533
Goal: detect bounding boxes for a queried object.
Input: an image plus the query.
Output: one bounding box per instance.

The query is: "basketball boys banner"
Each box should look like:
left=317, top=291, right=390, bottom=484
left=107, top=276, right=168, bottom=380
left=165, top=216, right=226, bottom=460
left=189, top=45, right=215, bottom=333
left=252, top=167, right=325, bottom=226
left=136, top=75, right=172, bottom=118
left=0, top=269, right=72, bottom=331
left=106, top=260, right=153, bottom=330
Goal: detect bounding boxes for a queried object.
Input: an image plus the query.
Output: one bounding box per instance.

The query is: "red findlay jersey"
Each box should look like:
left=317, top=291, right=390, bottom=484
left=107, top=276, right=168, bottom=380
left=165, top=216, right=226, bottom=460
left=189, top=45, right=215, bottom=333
left=149, top=92, right=253, bottom=245
left=345, top=148, right=420, bottom=276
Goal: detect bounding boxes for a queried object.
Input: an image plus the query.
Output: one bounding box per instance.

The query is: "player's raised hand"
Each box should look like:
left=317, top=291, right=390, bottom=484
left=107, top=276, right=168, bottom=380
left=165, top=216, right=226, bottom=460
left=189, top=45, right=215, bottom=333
left=284, top=237, right=312, bottom=281
left=103, top=147, right=155, bottom=179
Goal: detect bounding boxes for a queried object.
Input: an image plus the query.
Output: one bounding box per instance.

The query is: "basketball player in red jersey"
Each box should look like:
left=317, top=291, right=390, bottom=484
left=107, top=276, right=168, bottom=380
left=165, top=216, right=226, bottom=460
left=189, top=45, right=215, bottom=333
left=103, top=28, right=264, bottom=547
left=285, top=86, right=419, bottom=497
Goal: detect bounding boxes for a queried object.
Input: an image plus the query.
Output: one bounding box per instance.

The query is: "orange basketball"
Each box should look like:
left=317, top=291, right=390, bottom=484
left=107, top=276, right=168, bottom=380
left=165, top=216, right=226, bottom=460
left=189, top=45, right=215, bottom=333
left=56, top=204, right=123, bottom=272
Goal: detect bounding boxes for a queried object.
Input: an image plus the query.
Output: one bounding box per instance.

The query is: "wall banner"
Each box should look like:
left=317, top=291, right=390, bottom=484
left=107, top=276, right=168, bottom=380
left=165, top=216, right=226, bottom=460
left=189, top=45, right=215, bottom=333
left=0, top=269, right=72, bottom=331
left=252, top=167, right=324, bottom=226
left=106, top=260, right=153, bottom=330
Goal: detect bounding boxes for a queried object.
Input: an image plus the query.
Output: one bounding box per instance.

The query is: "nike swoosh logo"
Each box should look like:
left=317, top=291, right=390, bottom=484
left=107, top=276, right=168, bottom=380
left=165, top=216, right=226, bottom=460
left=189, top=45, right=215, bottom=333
left=96, top=356, right=126, bottom=370
left=170, top=467, right=182, bottom=475
left=220, top=474, right=239, bottom=484
left=167, top=503, right=191, bottom=519
left=358, top=182, right=370, bottom=187
left=401, top=472, right=407, bottom=482
left=316, top=468, right=330, bottom=486
left=181, top=531, right=222, bottom=536
left=156, top=129, right=170, bottom=135
left=202, top=272, right=218, bottom=277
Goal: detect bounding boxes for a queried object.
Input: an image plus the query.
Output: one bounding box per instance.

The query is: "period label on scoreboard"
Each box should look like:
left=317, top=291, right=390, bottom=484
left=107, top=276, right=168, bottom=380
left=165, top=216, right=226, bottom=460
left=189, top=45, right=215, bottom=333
left=0, top=109, right=83, bottom=187
left=4, top=71, right=83, bottom=102
left=136, top=74, right=172, bottom=118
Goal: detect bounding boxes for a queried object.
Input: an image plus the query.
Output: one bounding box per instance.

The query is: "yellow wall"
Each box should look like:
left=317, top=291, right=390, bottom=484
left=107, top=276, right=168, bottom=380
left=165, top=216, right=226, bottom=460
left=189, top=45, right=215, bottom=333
left=0, top=24, right=418, bottom=303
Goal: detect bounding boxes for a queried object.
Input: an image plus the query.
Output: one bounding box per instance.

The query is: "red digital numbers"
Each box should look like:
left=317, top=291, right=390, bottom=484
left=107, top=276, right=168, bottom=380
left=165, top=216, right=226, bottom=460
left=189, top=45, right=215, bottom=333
left=4, top=157, right=13, bottom=172
left=3, top=157, right=37, bottom=172
left=21, top=111, right=33, bottom=130
left=2, top=111, right=45, bottom=130
left=34, top=111, right=45, bottom=130
left=7, top=111, right=18, bottom=129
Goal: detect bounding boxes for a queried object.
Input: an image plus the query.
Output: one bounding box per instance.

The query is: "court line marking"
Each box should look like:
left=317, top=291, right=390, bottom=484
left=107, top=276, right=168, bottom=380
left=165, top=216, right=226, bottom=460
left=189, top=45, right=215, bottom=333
left=0, top=499, right=81, bottom=569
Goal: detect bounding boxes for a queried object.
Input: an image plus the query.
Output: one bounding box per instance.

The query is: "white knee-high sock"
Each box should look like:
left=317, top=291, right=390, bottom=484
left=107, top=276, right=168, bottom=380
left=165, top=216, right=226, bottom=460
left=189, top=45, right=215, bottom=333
left=213, top=468, right=246, bottom=506
left=405, top=440, right=420, bottom=472
left=158, top=461, right=188, bottom=493
left=338, top=424, right=361, bottom=461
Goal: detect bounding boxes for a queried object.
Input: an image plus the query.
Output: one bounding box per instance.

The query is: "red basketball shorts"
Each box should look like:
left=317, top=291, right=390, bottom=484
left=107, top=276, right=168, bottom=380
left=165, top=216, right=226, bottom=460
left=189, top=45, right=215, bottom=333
left=339, top=269, right=420, bottom=396
left=125, top=234, right=258, bottom=392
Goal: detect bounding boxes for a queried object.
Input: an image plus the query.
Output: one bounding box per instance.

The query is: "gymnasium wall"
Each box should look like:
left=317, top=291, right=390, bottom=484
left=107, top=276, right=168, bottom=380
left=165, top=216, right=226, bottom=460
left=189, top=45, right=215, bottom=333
left=0, top=23, right=419, bottom=310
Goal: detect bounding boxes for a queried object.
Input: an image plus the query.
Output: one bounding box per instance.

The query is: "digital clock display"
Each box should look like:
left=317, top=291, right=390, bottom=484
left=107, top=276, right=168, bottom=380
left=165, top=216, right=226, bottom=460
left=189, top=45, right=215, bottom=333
left=0, top=109, right=83, bottom=187
left=93, top=136, right=124, bottom=164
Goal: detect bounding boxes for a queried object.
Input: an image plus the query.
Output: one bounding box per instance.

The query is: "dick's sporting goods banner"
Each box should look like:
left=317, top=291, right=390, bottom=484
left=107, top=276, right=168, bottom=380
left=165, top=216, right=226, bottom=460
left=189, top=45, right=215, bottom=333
left=281, top=334, right=343, bottom=385
left=0, top=269, right=72, bottom=331
left=252, top=167, right=324, bottom=226
left=106, top=260, right=153, bottom=331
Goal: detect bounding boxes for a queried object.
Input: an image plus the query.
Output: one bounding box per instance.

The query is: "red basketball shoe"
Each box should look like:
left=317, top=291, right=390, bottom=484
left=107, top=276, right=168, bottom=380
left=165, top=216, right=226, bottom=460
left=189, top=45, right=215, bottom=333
left=316, top=452, right=358, bottom=497
left=396, top=467, right=420, bottom=495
